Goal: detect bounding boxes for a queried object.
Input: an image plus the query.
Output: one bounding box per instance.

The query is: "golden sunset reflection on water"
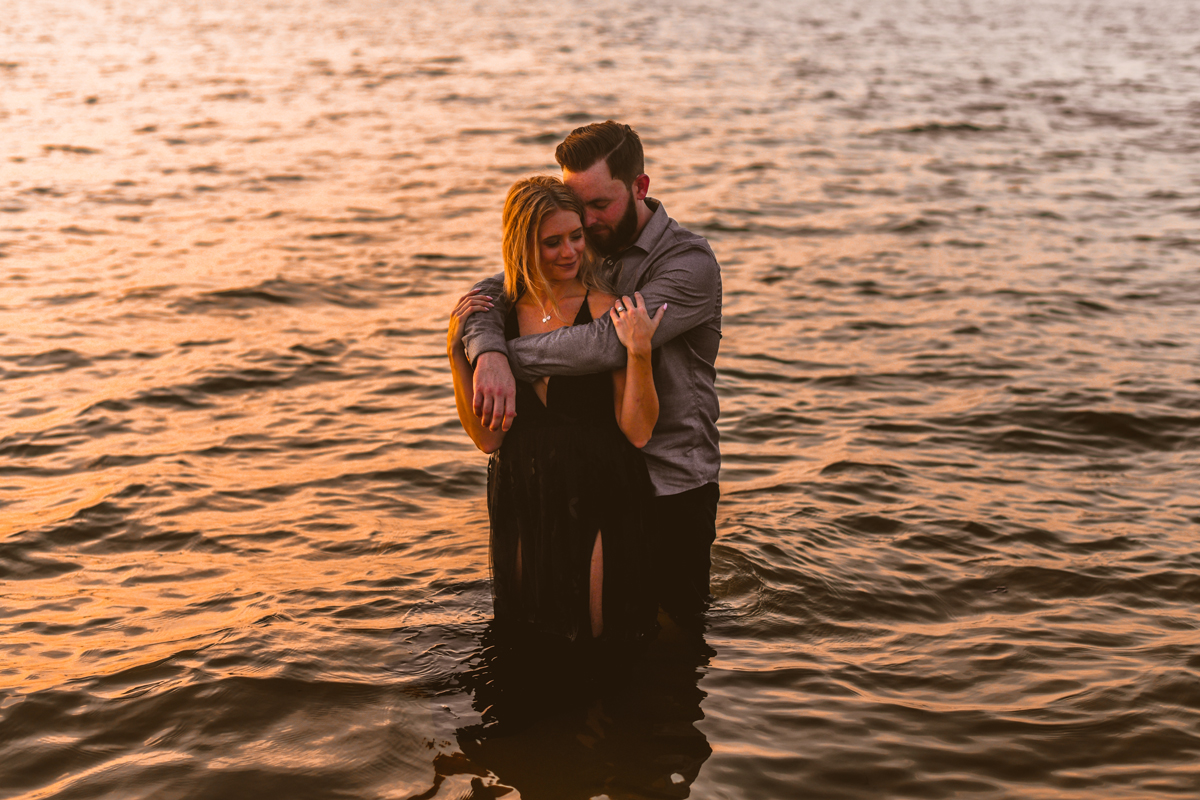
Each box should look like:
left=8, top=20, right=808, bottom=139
left=4, top=0, right=1200, bottom=797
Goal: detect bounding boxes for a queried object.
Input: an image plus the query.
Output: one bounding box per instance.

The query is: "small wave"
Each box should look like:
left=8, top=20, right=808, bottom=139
left=0, top=543, right=81, bottom=580
left=969, top=564, right=1200, bottom=607
left=290, top=340, right=346, bottom=358
left=60, top=225, right=110, bottom=237
left=330, top=211, right=411, bottom=224
left=821, top=460, right=907, bottom=477
left=870, top=122, right=1006, bottom=136
left=695, top=219, right=844, bottom=237
left=6, top=348, right=92, bottom=370
left=204, top=90, right=256, bottom=101
left=34, top=291, right=100, bottom=307
left=306, top=231, right=383, bottom=245
left=125, top=389, right=211, bottom=409
left=42, top=144, right=100, bottom=154
left=925, top=159, right=1034, bottom=176
left=188, top=370, right=289, bottom=395
left=834, top=512, right=905, bottom=535
left=437, top=93, right=492, bottom=105
left=413, top=252, right=485, bottom=262
left=172, top=278, right=378, bottom=312
left=937, top=408, right=1200, bottom=454
left=516, top=131, right=565, bottom=145
left=87, top=193, right=156, bottom=206
left=459, top=128, right=514, bottom=137
left=1059, top=107, right=1159, bottom=128
left=879, top=217, right=941, bottom=233
left=30, top=500, right=133, bottom=549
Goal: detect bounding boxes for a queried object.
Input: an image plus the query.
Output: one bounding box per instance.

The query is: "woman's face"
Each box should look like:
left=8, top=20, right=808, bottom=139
left=536, top=208, right=586, bottom=283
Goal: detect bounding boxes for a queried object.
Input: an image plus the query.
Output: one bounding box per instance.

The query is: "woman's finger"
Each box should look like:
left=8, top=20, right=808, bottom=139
left=455, top=291, right=491, bottom=309
left=458, top=301, right=489, bottom=318
left=622, top=294, right=646, bottom=319
left=455, top=297, right=491, bottom=314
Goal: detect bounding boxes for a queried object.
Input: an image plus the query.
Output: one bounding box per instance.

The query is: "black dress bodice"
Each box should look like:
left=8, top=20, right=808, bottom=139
left=487, top=290, right=656, bottom=642
left=503, top=294, right=616, bottom=431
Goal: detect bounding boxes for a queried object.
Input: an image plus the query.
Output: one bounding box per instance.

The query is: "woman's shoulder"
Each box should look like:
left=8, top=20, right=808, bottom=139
left=587, top=290, right=617, bottom=317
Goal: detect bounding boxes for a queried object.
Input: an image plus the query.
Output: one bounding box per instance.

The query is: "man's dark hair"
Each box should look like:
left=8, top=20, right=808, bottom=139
left=554, top=120, right=644, bottom=187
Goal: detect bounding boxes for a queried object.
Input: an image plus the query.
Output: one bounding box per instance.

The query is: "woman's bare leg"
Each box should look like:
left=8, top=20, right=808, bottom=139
left=515, top=538, right=522, bottom=588
left=589, top=532, right=604, bottom=638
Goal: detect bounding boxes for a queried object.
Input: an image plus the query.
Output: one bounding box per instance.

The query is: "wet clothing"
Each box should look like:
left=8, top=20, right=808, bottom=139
left=487, top=297, right=656, bottom=641
left=465, top=198, right=723, bottom=619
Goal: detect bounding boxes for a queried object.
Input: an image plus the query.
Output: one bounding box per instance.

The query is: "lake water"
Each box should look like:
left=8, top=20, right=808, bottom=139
left=2, top=0, right=1200, bottom=798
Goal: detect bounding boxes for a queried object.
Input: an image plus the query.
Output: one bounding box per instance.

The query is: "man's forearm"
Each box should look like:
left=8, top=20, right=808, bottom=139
left=458, top=272, right=625, bottom=381
left=460, top=274, right=508, bottom=364
left=508, top=314, right=628, bottom=379
left=470, top=242, right=719, bottom=380
left=506, top=247, right=719, bottom=379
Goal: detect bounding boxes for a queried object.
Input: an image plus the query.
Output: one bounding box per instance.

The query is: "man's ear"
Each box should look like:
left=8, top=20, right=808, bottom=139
left=632, top=173, right=650, bottom=201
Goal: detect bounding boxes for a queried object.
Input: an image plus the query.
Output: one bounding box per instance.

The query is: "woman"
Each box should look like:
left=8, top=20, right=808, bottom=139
left=447, top=175, right=664, bottom=642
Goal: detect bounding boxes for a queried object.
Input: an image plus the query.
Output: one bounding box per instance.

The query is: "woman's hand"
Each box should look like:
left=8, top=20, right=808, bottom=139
left=448, top=289, right=494, bottom=356
left=609, top=291, right=665, bottom=357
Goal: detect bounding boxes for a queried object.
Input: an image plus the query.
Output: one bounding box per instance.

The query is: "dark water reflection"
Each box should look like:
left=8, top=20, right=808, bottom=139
left=3, top=0, right=1200, bottom=797
left=452, top=624, right=712, bottom=800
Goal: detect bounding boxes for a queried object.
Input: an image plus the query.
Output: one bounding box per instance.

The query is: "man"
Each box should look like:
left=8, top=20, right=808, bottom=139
left=460, top=120, right=722, bottom=627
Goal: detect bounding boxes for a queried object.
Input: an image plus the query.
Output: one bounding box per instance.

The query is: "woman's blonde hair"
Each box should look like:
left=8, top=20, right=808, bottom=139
left=501, top=176, right=602, bottom=317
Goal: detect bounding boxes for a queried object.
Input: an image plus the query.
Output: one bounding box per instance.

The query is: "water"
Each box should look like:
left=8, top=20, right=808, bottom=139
left=3, top=0, right=1200, bottom=797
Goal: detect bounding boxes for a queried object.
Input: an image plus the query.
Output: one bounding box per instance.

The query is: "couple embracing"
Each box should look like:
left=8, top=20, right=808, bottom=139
left=448, top=121, right=721, bottom=644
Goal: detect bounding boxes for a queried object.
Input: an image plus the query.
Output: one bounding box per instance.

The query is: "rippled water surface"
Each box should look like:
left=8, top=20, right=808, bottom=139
left=3, top=1, right=1200, bottom=798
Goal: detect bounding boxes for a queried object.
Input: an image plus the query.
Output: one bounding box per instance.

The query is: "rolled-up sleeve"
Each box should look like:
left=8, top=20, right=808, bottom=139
left=460, top=273, right=509, bottom=365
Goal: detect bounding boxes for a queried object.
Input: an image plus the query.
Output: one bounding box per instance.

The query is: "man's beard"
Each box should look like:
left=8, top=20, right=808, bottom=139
left=586, top=191, right=639, bottom=257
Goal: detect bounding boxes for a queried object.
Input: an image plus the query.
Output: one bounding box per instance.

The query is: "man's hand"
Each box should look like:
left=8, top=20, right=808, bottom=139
left=473, top=351, right=517, bottom=432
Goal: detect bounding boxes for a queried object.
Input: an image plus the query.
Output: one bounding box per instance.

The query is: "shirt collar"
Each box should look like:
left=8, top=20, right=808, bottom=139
left=623, top=197, right=668, bottom=256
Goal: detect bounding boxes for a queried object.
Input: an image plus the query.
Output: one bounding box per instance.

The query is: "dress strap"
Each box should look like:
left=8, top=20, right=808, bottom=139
left=504, top=300, right=521, bottom=341
left=573, top=291, right=593, bottom=325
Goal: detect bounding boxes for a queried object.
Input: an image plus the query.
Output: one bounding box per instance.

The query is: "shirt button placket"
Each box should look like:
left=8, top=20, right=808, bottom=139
left=605, top=257, right=623, bottom=291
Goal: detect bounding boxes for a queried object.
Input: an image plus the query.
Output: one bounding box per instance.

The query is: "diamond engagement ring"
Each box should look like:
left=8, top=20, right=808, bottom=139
left=615, top=305, right=626, bottom=313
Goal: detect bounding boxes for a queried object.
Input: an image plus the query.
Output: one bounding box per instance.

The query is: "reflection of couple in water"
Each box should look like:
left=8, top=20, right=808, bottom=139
left=446, top=120, right=721, bottom=795
left=449, top=120, right=722, bottom=643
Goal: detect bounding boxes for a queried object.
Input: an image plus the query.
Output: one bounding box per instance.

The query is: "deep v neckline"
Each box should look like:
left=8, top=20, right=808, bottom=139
left=517, top=292, right=592, bottom=409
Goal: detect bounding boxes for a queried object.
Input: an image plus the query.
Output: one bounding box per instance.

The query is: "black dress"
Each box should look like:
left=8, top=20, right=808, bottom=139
left=487, top=295, right=656, bottom=642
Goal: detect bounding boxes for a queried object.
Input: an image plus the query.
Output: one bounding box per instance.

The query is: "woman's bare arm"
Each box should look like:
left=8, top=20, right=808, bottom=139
left=608, top=292, right=665, bottom=448
left=449, top=290, right=506, bottom=453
